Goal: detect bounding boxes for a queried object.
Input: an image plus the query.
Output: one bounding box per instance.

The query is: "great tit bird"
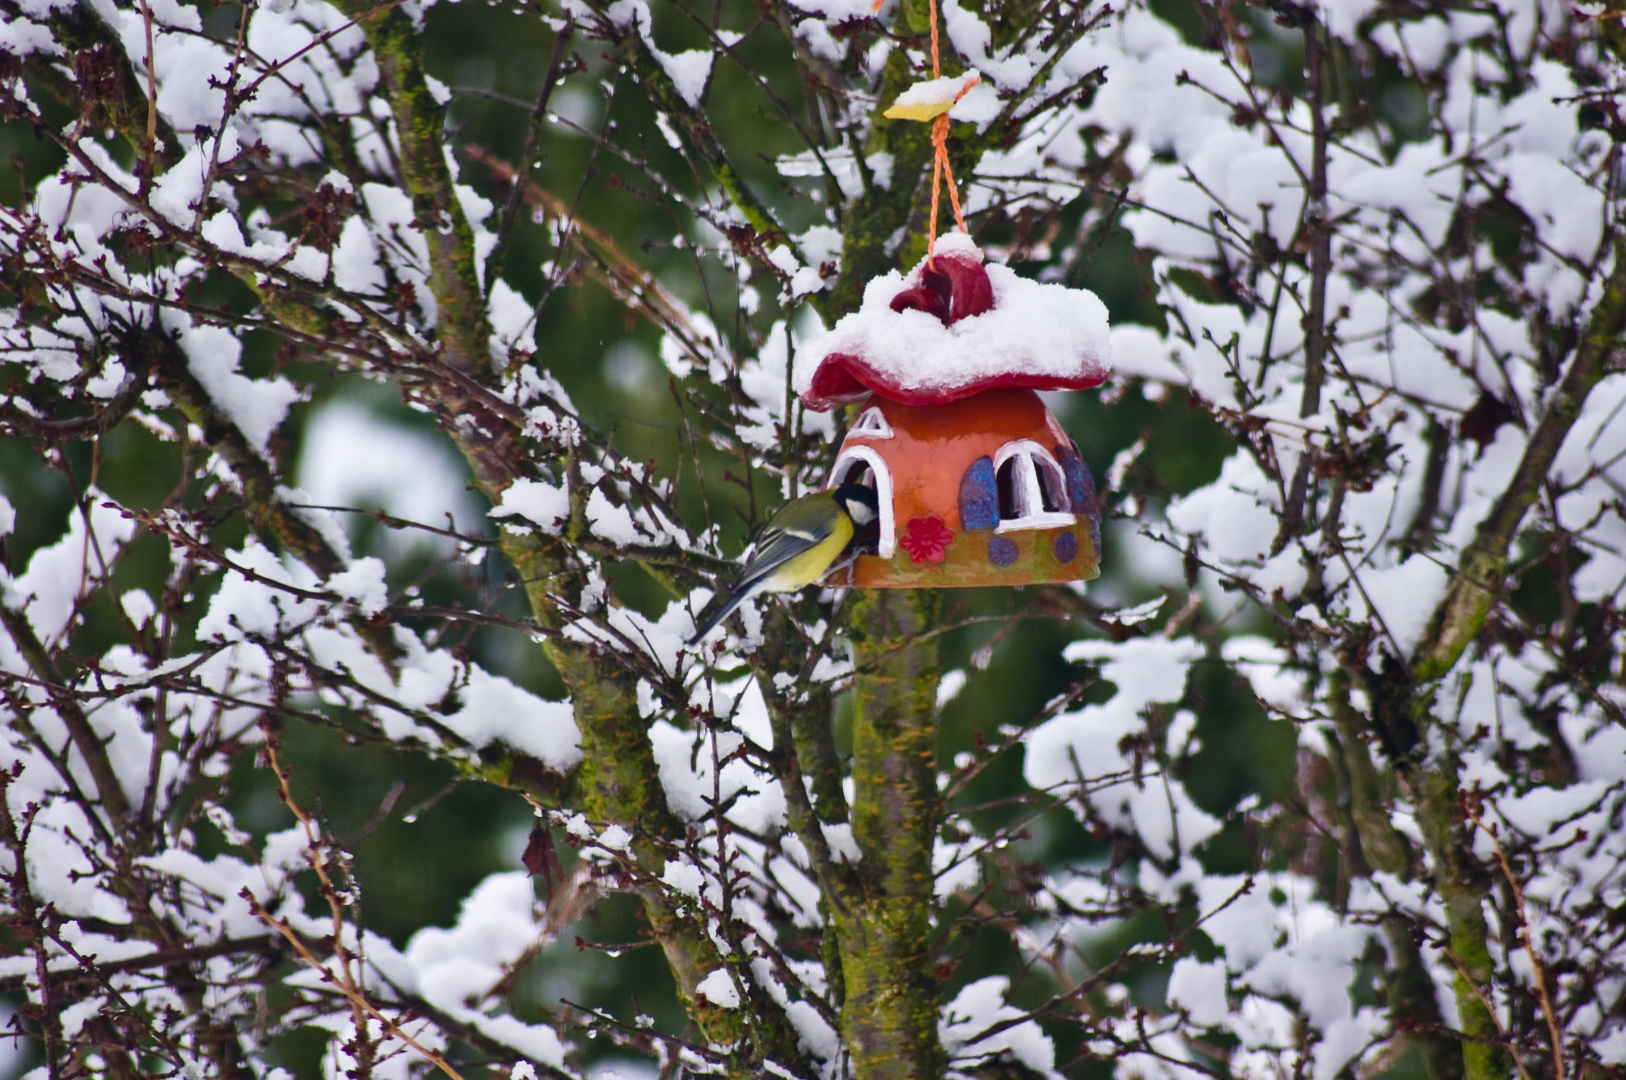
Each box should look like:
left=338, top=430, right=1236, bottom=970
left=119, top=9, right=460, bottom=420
left=688, top=483, right=880, bottom=645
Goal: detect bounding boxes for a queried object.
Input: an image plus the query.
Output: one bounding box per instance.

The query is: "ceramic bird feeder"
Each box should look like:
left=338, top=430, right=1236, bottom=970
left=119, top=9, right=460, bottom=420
left=795, top=234, right=1112, bottom=588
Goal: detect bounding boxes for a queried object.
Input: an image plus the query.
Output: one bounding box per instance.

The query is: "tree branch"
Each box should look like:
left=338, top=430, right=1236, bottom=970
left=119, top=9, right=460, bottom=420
left=1413, top=245, right=1626, bottom=683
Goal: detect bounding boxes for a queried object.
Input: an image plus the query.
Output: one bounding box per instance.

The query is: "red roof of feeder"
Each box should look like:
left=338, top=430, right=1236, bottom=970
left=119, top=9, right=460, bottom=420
left=796, top=234, right=1112, bottom=411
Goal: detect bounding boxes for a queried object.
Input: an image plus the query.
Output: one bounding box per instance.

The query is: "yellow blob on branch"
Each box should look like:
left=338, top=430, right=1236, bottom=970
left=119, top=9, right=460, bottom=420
left=883, top=74, right=979, bottom=121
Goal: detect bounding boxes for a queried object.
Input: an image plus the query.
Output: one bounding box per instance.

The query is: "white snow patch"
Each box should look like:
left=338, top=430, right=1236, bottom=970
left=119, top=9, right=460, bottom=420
left=695, top=968, right=741, bottom=1008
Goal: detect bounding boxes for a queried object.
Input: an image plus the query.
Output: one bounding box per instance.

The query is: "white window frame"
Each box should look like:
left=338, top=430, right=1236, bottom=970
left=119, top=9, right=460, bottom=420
left=992, top=440, right=1075, bottom=533
left=827, top=447, right=896, bottom=557
left=848, top=406, right=894, bottom=439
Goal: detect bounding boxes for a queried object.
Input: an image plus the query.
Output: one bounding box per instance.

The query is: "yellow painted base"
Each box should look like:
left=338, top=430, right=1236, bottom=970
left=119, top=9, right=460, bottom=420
left=825, top=524, right=1099, bottom=589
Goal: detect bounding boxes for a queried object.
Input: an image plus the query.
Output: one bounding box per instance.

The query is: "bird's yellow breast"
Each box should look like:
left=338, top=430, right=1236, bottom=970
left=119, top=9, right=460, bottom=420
left=758, top=514, right=855, bottom=593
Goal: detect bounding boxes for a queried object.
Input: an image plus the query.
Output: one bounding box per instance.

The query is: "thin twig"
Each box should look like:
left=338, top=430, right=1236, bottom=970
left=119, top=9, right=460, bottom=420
left=1438, top=943, right=1534, bottom=1080
left=254, top=729, right=469, bottom=1080
left=493, top=16, right=573, bottom=268
left=249, top=901, right=469, bottom=1080
left=137, top=0, right=159, bottom=164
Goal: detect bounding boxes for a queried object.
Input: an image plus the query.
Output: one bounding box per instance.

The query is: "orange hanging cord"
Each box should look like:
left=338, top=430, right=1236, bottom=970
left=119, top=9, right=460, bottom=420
left=872, top=0, right=978, bottom=266
left=928, top=82, right=977, bottom=259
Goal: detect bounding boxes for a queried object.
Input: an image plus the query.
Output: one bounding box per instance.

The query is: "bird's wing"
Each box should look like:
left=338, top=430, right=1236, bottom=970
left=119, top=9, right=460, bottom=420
left=689, top=511, right=844, bottom=644
left=737, top=519, right=833, bottom=586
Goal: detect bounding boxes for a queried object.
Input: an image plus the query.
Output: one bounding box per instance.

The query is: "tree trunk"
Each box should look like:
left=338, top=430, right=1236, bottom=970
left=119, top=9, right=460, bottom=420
left=834, top=588, right=944, bottom=1080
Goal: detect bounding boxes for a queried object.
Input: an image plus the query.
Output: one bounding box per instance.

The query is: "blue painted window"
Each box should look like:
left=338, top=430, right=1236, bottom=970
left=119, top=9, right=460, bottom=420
left=1056, top=441, right=1097, bottom=517
left=958, top=456, right=998, bottom=529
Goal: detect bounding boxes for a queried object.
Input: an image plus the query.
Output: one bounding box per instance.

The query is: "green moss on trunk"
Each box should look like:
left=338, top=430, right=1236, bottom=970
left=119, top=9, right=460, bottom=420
left=835, top=588, right=944, bottom=1080
left=1406, top=743, right=1510, bottom=1080
left=334, top=0, right=493, bottom=374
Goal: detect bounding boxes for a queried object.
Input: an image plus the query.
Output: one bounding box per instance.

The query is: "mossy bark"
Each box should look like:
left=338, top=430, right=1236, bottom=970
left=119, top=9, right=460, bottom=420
left=548, top=641, right=802, bottom=1068
left=833, top=589, right=944, bottom=1080
left=337, top=0, right=492, bottom=374
left=1406, top=736, right=1507, bottom=1080
left=1328, top=670, right=1461, bottom=1080
left=500, top=539, right=806, bottom=1074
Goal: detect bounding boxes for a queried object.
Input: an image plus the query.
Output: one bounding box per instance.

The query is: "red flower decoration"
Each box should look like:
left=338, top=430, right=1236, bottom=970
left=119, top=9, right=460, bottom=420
left=899, top=516, right=954, bottom=564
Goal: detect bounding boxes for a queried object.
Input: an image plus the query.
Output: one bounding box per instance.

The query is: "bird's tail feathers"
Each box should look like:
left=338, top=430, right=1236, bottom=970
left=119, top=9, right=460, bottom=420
left=686, top=584, right=756, bottom=647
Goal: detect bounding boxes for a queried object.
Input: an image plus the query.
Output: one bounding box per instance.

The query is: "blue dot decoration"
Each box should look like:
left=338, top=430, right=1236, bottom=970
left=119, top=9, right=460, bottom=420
left=1053, top=530, right=1078, bottom=565
left=987, top=536, right=1019, bottom=567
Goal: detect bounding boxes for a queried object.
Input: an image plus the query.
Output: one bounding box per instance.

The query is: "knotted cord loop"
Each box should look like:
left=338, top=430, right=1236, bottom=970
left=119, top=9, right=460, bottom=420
left=871, top=0, right=978, bottom=267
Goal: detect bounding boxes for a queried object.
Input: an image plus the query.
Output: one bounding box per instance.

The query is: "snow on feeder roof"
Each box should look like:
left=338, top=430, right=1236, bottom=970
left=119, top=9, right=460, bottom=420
left=794, top=234, right=1112, bottom=411
left=797, top=237, right=1113, bottom=589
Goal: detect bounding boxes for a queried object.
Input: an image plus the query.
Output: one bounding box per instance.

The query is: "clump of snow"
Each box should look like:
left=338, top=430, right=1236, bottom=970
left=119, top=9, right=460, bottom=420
left=646, top=680, right=787, bottom=832
left=658, top=48, right=715, bottom=108
left=784, top=0, right=876, bottom=23
left=797, top=225, right=843, bottom=268
left=488, top=279, right=537, bottom=365
left=661, top=859, right=706, bottom=898
left=396, top=872, right=571, bottom=1069
left=6, top=496, right=136, bottom=642
left=586, top=488, right=642, bottom=545
left=940, top=977, right=1058, bottom=1078
left=793, top=18, right=844, bottom=62
left=933, top=835, right=980, bottom=896
left=326, top=558, right=390, bottom=616
left=777, top=147, right=883, bottom=200
left=948, top=80, right=1000, bottom=127
left=196, top=541, right=321, bottom=642
left=167, top=315, right=298, bottom=457
left=490, top=478, right=570, bottom=535
left=1167, top=958, right=1229, bottom=1026
left=610, top=0, right=718, bottom=107
left=695, top=968, right=741, bottom=1008
left=734, top=321, right=837, bottom=449
left=443, top=670, right=581, bottom=771
left=120, top=588, right=157, bottom=628
left=1220, top=637, right=1302, bottom=717
left=150, top=135, right=231, bottom=226
left=332, top=215, right=386, bottom=294
left=1026, top=636, right=1219, bottom=859
left=940, top=0, right=1035, bottom=93
left=820, top=821, right=860, bottom=862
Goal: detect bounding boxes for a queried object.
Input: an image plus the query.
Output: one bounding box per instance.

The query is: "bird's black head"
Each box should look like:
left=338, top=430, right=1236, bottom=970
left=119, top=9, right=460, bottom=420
left=831, top=483, right=880, bottom=526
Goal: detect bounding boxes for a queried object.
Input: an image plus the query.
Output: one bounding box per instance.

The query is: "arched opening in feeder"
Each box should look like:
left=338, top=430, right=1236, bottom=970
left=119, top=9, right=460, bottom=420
left=829, top=446, right=896, bottom=557
left=993, top=440, right=1074, bottom=532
